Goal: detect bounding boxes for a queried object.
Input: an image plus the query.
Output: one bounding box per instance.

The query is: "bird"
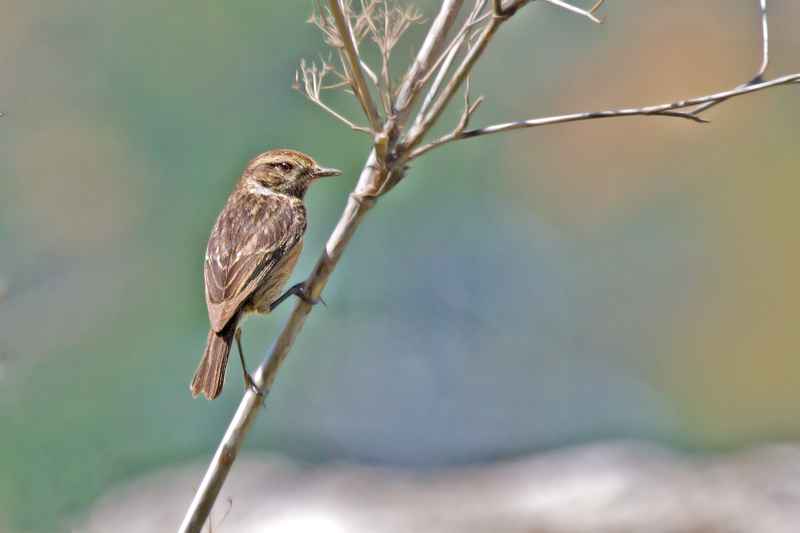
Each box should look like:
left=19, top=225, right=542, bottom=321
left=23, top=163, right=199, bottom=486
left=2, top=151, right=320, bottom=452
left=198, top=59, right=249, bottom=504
left=191, top=149, right=341, bottom=400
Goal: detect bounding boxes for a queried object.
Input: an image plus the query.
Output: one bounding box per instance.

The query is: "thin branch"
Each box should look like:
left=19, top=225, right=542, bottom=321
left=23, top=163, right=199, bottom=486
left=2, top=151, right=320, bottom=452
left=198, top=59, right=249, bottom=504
left=205, top=497, right=232, bottom=533
left=691, top=0, right=769, bottom=114
left=757, top=0, right=769, bottom=77
left=294, top=60, right=375, bottom=135
left=327, top=0, right=384, bottom=132
left=412, top=40, right=465, bottom=128
left=403, top=0, right=547, bottom=152
left=392, top=0, right=466, bottom=119
left=409, top=72, right=800, bottom=159
left=492, top=0, right=504, bottom=18
left=424, top=0, right=605, bottom=150
left=403, top=14, right=504, bottom=150
left=416, top=0, right=602, bottom=144
left=456, top=73, right=484, bottom=135
left=361, top=5, right=392, bottom=115
left=304, top=95, right=375, bottom=135
left=413, top=0, right=488, bottom=129
left=381, top=6, right=394, bottom=111
left=360, top=59, right=380, bottom=87
left=492, top=0, right=532, bottom=18
left=361, top=3, right=425, bottom=117
left=540, top=0, right=605, bottom=25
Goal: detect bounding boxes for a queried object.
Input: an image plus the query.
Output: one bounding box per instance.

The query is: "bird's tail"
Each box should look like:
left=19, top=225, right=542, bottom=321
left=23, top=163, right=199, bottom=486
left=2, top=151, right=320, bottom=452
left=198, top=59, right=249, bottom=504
left=191, top=327, right=235, bottom=400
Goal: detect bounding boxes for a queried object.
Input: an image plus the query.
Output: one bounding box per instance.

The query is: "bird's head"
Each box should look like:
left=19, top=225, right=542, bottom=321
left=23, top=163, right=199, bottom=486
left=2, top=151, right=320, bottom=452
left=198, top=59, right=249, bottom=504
left=241, top=149, right=341, bottom=199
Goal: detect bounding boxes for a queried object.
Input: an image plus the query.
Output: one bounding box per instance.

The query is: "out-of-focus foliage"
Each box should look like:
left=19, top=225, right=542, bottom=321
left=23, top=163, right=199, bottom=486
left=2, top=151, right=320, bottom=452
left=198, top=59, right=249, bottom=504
left=0, top=0, right=799, bottom=530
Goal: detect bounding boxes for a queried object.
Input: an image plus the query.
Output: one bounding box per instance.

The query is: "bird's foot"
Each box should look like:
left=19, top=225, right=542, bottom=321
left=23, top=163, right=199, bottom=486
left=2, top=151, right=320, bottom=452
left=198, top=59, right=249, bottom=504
left=298, top=282, right=326, bottom=307
left=269, top=281, right=325, bottom=311
left=242, top=370, right=266, bottom=398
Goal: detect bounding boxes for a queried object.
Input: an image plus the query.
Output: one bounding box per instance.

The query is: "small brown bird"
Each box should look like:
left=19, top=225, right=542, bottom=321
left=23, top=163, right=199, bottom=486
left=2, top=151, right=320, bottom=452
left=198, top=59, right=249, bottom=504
left=191, top=150, right=341, bottom=400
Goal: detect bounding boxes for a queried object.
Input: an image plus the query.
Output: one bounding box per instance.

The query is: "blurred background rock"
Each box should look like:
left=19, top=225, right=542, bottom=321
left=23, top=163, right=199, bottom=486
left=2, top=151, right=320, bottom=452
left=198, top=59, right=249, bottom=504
left=0, top=0, right=798, bottom=531
left=75, top=443, right=800, bottom=533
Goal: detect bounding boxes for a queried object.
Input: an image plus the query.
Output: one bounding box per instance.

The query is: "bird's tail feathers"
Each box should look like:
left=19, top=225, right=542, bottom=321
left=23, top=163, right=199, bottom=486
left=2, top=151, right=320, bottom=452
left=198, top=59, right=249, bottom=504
left=191, top=327, right=235, bottom=400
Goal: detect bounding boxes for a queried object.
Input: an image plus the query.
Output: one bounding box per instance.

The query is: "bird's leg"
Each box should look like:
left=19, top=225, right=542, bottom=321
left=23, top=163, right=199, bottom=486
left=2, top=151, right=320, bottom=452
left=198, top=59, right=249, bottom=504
left=269, top=281, right=325, bottom=311
left=235, top=328, right=265, bottom=397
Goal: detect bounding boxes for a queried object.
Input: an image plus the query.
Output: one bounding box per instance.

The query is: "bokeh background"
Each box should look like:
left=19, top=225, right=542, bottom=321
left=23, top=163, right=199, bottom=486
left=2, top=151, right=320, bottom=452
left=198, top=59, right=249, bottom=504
left=1, top=0, right=799, bottom=530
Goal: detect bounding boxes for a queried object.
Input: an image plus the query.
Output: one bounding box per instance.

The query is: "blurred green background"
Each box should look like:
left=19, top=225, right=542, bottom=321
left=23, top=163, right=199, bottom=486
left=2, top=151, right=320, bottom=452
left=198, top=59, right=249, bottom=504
left=1, top=0, right=799, bottom=530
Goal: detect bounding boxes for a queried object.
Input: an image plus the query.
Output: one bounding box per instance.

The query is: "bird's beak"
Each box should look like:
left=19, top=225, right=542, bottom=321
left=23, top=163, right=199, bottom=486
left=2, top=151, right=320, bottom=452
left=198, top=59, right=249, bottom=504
left=313, top=167, right=342, bottom=178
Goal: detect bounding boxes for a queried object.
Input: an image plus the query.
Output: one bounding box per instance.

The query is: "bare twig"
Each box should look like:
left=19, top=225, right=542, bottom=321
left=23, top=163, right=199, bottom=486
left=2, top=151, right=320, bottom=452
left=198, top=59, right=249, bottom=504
left=413, top=0, right=488, bottom=129
left=757, top=0, right=769, bottom=77
left=327, top=0, right=384, bottom=132
left=492, top=0, right=505, bottom=18
left=540, top=0, right=605, bottom=24
left=457, top=73, right=484, bottom=135
left=362, top=2, right=425, bottom=116
left=408, top=0, right=607, bottom=149
left=360, top=59, right=380, bottom=87
left=492, top=0, right=531, bottom=18
left=403, top=9, right=508, bottom=152
left=205, top=497, right=232, bottom=533
left=409, top=72, right=800, bottom=159
left=381, top=6, right=394, bottom=111
left=294, top=60, right=375, bottom=134
left=691, top=0, right=769, bottom=115
left=361, top=7, right=392, bottom=114
left=402, top=0, right=546, bottom=153
left=392, top=0, right=466, bottom=119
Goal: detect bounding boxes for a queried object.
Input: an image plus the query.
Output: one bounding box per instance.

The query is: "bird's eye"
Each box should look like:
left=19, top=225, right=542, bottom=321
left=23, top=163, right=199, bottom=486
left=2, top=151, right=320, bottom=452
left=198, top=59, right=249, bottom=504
left=277, top=162, right=293, bottom=173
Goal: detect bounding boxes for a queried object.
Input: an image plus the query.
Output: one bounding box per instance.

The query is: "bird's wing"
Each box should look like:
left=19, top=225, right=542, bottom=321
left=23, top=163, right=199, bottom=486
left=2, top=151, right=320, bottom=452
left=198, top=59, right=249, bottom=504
left=204, top=192, right=307, bottom=332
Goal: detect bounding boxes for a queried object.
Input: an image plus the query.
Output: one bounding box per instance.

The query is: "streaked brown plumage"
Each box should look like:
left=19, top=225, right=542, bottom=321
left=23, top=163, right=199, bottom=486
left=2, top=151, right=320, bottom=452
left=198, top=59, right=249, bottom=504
left=191, top=150, right=341, bottom=400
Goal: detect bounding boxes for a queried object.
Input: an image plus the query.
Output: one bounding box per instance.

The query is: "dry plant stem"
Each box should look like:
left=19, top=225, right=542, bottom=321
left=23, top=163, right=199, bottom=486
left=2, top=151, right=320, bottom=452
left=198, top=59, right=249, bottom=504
left=539, top=0, right=605, bottom=24
left=757, top=0, right=769, bottom=77
left=295, top=62, right=374, bottom=134
left=408, top=72, right=800, bottom=159
left=408, top=0, right=608, bottom=151
left=691, top=0, right=768, bottom=115
left=409, top=0, right=799, bottom=160
left=327, top=0, right=383, bottom=132
left=404, top=4, right=517, bottom=152
left=405, top=18, right=499, bottom=147
left=413, top=0, right=487, bottom=130
left=492, top=0, right=503, bottom=17
left=391, top=0, right=465, bottom=123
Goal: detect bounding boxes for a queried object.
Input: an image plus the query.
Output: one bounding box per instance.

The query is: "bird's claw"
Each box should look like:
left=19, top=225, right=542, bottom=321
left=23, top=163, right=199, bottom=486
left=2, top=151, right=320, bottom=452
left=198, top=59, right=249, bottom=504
left=243, top=371, right=266, bottom=397
left=298, top=284, right=325, bottom=307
